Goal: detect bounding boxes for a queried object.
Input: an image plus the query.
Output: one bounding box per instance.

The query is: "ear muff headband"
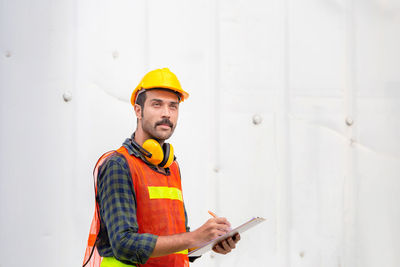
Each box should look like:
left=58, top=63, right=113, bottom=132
left=131, top=138, right=152, bottom=158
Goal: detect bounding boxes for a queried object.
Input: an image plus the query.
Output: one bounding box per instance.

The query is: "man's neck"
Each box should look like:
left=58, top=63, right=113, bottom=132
left=134, top=128, right=164, bottom=146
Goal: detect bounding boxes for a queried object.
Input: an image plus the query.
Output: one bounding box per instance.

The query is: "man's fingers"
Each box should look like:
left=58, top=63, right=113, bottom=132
left=226, top=237, right=236, bottom=249
left=214, top=229, right=228, bottom=238
left=212, top=235, right=239, bottom=255
left=221, top=240, right=232, bottom=252
left=233, top=233, right=241, bottom=243
left=212, top=244, right=220, bottom=253
left=213, top=243, right=228, bottom=254
left=214, top=217, right=231, bottom=228
left=216, top=224, right=230, bottom=233
left=209, top=218, right=230, bottom=234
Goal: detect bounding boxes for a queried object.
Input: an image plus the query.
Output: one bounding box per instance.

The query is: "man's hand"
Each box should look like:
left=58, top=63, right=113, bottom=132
left=152, top=217, right=233, bottom=258
left=212, top=233, right=241, bottom=255
left=191, top=217, right=231, bottom=246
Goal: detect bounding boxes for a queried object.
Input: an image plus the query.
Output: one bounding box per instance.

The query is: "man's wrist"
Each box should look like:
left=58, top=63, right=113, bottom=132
left=182, top=231, right=196, bottom=249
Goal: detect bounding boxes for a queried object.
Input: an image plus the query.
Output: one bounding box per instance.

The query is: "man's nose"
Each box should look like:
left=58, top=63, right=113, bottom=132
left=161, top=105, right=171, bottom=117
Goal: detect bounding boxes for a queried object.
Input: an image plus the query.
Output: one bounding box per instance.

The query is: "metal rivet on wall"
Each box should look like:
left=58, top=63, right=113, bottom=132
left=63, top=91, right=72, bottom=102
left=112, top=51, right=119, bottom=59
left=345, top=117, right=353, bottom=126
left=5, top=51, right=11, bottom=58
left=252, top=114, right=263, bottom=125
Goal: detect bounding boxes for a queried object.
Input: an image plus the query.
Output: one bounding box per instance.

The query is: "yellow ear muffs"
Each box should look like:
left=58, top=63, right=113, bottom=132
left=141, top=139, right=175, bottom=168
left=142, top=139, right=164, bottom=166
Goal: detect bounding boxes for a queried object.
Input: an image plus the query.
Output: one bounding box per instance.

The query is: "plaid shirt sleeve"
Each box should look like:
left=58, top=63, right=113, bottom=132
left=97, top=154, right=158, bottom=265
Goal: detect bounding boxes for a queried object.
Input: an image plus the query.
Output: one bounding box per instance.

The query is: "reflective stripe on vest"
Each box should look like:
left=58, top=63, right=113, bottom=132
left=175, top=249, right=189, bottom=255
left=148, top=186, right=183, bottom=201
left=100, top=257, right=134, bottom=267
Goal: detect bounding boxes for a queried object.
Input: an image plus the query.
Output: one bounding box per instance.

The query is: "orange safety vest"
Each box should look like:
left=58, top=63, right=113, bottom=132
left=83, top=146, right=190, bottom=267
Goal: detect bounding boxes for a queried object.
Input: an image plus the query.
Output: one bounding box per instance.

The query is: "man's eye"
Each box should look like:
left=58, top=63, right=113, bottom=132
left=153, top=102, right=161, bottom=107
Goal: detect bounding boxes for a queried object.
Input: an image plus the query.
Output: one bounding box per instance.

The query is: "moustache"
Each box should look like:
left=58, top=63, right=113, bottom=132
left=155, top=118, right=173, bottom=128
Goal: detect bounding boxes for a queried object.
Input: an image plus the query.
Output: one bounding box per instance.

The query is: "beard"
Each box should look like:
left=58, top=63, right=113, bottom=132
left=141, top=117, right=176, bottom=141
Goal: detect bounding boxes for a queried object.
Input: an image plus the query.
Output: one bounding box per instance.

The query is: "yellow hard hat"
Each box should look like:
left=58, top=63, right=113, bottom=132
left=131, top=68, right=189, bottom=106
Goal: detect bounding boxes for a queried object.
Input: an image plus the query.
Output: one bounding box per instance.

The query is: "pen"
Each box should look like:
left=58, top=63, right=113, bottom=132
left=208, top=210, right=218, bottom=218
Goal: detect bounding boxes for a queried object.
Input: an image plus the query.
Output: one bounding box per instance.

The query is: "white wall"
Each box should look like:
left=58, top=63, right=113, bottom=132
left=0, top=0, right=399, bottom=266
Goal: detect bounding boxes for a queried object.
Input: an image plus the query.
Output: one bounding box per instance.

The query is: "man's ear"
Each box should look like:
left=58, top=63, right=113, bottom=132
left=134, top=104, right=142, bottom=119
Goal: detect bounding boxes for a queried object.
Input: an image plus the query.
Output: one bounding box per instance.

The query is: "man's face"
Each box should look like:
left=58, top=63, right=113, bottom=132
left=137, top=89, right=180, bottom=141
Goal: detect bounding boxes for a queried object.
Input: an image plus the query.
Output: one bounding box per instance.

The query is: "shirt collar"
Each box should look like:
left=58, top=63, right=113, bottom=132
left=122, top=133, right=141, bottom=157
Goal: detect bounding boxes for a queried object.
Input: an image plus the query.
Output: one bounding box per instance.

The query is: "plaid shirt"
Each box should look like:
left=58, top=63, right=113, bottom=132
left=95, top=137, right=190, bottom=266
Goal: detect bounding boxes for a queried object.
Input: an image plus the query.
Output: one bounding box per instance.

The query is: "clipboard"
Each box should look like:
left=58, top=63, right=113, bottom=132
left=188, top=217, right=266, bottom=257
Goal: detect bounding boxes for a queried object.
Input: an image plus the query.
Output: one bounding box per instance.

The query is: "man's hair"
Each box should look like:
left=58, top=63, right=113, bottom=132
left=136, top=90, right=147, bottom=111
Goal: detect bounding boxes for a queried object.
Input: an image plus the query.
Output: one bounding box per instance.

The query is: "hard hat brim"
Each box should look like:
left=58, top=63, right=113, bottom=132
left=131, top=86, right=189, bottom=106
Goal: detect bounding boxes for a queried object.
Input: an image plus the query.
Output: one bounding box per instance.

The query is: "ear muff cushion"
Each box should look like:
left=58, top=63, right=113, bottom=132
left=142, top=139, right=163, bottom=165
left=159, top=143, right=174, bottom=168
left=159, top=143, right=170, bottom=167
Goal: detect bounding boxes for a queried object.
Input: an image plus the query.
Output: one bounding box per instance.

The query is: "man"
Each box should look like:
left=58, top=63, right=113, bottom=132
left=83, top=68, right=240, bottom=267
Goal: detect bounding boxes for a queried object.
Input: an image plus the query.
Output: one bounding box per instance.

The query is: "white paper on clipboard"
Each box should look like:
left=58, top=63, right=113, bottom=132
left=188, top=217, right=266, bottom=257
